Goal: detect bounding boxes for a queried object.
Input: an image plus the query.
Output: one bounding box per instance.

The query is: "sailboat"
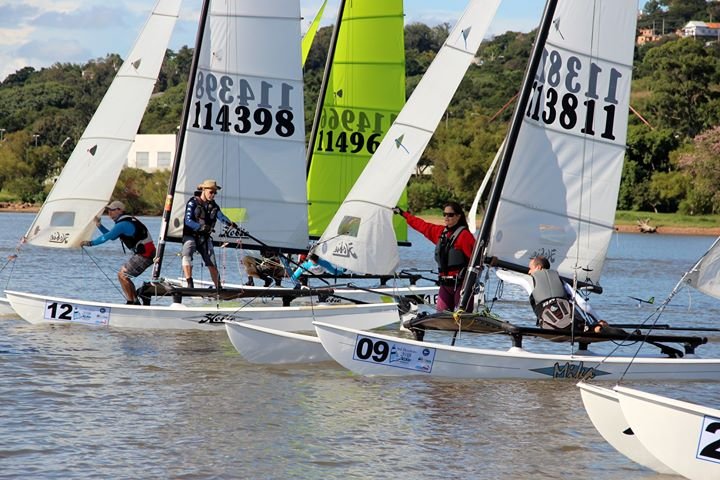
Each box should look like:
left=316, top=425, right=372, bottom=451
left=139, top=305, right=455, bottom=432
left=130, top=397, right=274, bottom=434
left=162, top=0, right=437, bottom=307
left=610, top=386, right=719, bottom=480
left=579, top=384, right=720, bottom=479
left=305, top=0, right=407, bottom=242
left=6, top=0, right=399, bottom=331
left=6, top=0, right=182, bottom=321
left=312, top=0, right=720, bottom=379
left=219, top=0, right=437, bottom=303
left=578, top=236, right=720, bottom=476
left=19, top=0, right=180, bottom=250
left=226, top=0, right=502, bottom=363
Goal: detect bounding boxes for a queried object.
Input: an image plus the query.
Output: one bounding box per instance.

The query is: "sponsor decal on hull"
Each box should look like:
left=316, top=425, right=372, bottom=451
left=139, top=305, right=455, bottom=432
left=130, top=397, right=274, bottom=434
left=530, top=361, right=611, bottom=380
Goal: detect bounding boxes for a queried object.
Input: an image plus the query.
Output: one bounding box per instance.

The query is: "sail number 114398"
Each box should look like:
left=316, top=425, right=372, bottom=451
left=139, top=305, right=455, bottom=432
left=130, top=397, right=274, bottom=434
left=191, top=71, right=299, bottom=139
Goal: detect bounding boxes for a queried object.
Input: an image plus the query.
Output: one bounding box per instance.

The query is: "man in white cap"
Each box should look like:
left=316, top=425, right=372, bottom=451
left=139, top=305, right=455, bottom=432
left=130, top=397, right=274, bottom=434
left=182, top=179, right=238, bottom=289
left=81, top=200, right=156, bottom=305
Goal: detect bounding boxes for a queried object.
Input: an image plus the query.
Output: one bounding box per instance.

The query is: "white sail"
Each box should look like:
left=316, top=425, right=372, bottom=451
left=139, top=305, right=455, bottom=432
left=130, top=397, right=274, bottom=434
left=23, top=0, right=181, bottom=248
left=468, top=141, right=502, bottom=233
left=685, top=236, right=720, bottom=300
left=316, top=0, right=500, bottom=274
left=166, top=0, right=308, bottom=251
left=487, top=1, right=637, bottom=284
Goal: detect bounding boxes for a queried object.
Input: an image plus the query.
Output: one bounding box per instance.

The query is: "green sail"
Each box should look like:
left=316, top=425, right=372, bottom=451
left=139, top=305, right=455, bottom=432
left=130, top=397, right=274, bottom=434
left=306, top=0, right=407, bottom=242
left=301, top=0, right=327, bottom=66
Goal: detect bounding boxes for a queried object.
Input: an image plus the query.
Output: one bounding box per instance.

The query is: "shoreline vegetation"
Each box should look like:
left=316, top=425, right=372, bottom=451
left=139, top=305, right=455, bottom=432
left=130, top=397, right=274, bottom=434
left=419, top=214, right=720, bottom=236
left=2, top=202, right=718, bottom=236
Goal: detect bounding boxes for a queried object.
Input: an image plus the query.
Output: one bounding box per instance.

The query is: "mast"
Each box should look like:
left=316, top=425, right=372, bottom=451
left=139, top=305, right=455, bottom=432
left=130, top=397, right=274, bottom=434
left=305, top=0, right=347, bottom=174
left=458, top=0, right=559, bottom=310
left=151, top=0, right=211, bottom=281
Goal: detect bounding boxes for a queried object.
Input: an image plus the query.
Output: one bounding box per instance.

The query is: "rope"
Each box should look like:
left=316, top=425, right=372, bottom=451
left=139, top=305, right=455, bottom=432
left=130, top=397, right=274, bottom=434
left=0, top=236, right=27, bottom=289
left=80, top=246, right=126, bottom=298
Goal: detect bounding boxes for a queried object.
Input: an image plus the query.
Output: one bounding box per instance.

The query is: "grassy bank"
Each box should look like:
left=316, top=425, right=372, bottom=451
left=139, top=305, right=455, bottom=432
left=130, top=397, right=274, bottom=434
left=415, top=209, right=720, bottom=235
left=3, top=203, right=720, bottom=234
left=614, top=211, right=720, bottom=229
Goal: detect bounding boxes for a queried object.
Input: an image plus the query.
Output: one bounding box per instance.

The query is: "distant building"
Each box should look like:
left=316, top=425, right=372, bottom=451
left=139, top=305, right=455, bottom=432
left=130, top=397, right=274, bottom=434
left=126, top=134, right=175, bottom=171
left=636, top=27, right=662, bottom=45
left=680, top=21, right=720, bottom=39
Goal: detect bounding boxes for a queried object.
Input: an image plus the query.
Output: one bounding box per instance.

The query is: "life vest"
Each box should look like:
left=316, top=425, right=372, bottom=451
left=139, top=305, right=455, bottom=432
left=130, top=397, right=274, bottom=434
left=434, top=226, right=468, bottom=274
left=530, top=269, right=567, bottom=305
left=530, top=269, right=583, bottom=330
left=183, top=197, right=219, bottom=236
left=115, top=215, right=154, bottom=256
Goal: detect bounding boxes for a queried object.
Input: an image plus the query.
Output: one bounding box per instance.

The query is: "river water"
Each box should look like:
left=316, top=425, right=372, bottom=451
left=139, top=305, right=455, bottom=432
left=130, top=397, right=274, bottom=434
left=0, top=212, right=717, bottom=479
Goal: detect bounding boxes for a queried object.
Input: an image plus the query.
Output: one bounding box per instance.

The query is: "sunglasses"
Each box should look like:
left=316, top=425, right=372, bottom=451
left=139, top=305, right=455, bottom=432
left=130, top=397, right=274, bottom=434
left=205, top=190, right=217, bottom=195
left=443, top=212, right=457, bottom=217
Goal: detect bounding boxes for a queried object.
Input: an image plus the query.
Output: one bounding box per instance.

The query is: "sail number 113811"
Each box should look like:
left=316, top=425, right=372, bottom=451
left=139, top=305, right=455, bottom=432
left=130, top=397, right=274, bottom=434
left=525, top=47, right=627, bottom=141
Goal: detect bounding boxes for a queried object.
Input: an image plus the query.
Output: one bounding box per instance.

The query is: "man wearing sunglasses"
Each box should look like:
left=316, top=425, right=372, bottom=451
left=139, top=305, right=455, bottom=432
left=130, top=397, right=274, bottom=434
left=182, top=179, right=238, bottom=289
left=393, top=201, right=475, bottom=311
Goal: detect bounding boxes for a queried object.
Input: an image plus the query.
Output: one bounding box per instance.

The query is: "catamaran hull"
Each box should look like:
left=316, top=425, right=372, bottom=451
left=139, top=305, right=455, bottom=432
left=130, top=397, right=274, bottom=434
left=5, top=290, right=399, bottom=331
left=0, top=297, right=14, bottom=315
left=577, top=383, right=676, bottom=475
left=225, top=322, right=331, bottom=364
left=612, top=386, right=720, bottom=480
left=225, top=309, right=400, bottom=364
left=313, top=322, right=720, bottom=381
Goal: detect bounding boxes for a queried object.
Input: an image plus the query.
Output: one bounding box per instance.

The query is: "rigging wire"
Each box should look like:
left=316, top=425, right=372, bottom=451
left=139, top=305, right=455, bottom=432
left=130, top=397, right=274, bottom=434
left=0, top=236, right=25, bottom=289
left=80, top=246, right=126, bottom=299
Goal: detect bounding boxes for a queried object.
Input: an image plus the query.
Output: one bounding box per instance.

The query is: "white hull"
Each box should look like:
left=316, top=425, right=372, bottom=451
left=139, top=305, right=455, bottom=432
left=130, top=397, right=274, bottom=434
left=577, top=383, right=676, bottom=475
left=613, top=385, right=720, bottom=480
left=172, top=278, right=439, bottom=306
left=225, top=322, right=331, bottom=364
left=313, top=322, right=720, bottom=381
left=5, top=290, right=399, bottom=331
left=225, top=308, right=400, bottom=364
left=0, top=297, right=14, bottom=315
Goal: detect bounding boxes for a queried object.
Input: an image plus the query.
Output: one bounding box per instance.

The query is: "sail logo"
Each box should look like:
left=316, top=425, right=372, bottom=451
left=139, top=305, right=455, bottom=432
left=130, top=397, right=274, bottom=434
left=222, top=225, right=247, bottom=239
left=530, top=247, right=557, bottom=264
left=332, top=241, right=357, bottom=259
left=531, top=361, right=610, bottom=380
left=198, top=313, right=238, bottom=324
left=49, top=232, right=70, bottom=244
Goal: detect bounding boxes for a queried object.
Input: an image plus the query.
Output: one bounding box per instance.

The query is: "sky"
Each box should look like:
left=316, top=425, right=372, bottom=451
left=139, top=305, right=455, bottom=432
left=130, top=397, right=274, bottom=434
left=0, top=1, right=646, bottom=82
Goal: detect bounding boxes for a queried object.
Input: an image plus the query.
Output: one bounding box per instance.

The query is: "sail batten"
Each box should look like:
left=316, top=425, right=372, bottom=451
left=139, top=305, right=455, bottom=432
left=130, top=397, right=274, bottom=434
left=23, top=0, right=181, bottom=249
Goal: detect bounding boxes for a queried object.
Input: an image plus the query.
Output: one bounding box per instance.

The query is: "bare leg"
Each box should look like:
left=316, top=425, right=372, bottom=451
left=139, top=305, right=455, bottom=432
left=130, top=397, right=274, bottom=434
left=118, top=267, right=137, bottom=303
left=208, top=266, right=221, bottom=289
left=242, top=257, right=258, bottom=285
left=182, top=264, right=193, bottom=288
